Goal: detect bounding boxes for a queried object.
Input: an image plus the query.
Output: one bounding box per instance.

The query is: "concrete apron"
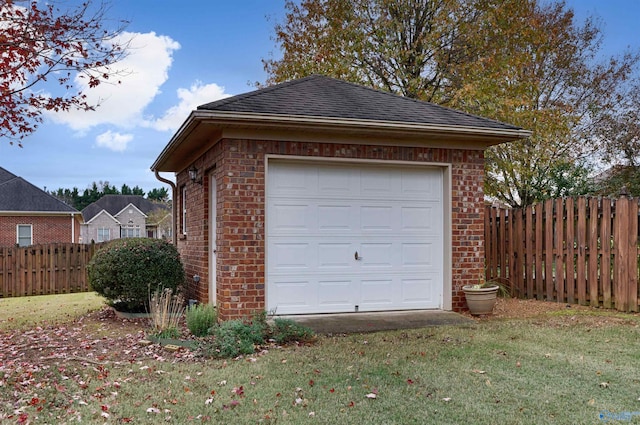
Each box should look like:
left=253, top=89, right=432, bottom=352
left=282, top=310, right=475, bottom=335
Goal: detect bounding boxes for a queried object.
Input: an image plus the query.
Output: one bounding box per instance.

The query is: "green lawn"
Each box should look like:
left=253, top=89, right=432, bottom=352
left=2, top=294, right=640, bottom=424
left=0, top=292, right=105, bottom=330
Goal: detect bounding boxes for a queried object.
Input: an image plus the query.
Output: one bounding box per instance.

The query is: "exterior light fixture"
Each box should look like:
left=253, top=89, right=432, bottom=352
left=188, top=165, right=202, bottom=185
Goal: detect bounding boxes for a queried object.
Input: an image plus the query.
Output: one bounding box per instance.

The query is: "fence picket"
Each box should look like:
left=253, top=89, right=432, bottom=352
left=526, top=205, right=534, bottom=298
left=588, top=198, right=599, bottom=307
left=566, top=198, right=575, bottom=304
left=544, top=199, right=554, bottom=301
left=555, top=198, right=565, bottom=303
left=534, top=203, right=543, bottom=300
left=629, top=200, right=638, bottom=312
left=601, top=199, right=612, bottom=308
left=577, top=197, right=587, bottom=305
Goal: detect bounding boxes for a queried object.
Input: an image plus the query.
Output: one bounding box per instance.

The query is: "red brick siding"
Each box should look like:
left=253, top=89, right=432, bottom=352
left=178, top=139, right=485, bottom=319
left=0, top=215, right=80, bottom=246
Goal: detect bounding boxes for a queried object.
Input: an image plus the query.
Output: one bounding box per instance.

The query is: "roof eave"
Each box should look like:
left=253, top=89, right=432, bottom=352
left=0, top=210, right=81, bottom=216
left=151, top=110, right=531, bottom=172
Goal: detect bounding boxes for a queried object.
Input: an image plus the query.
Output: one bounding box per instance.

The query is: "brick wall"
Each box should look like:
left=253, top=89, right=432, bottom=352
left=177, top=139, right=485, bottom=319
left=0, top=215, right=80, bottom=246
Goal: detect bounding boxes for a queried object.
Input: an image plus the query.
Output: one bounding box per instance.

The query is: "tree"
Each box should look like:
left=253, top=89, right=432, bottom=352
left=51, top=182, right=169, bottom=210
left=449, top=0, right=638, bottom=206
left=265, top=0, right=640, bottom=207
left=263, top=0, right=479, bottom=102
left=593, top=81, right=640, bottom=196
left=0, top=0, right=129, bottom=145
left=147, top=187, right=169, bottom=202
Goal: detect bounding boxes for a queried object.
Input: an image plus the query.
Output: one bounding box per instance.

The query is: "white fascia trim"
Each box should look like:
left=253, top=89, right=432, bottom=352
left=113, top=203, right=148, bottom=219
left=86, top=209, right=119, bottom=225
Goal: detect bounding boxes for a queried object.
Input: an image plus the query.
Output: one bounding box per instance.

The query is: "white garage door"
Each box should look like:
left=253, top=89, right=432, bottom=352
left=267, top=161, right=444, bottom=315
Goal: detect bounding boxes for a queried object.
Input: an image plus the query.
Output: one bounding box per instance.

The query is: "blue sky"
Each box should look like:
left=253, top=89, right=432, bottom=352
left=2, top=0, right=639, bottom=196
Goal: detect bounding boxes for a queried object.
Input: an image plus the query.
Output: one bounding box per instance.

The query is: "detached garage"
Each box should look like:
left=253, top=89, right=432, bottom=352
left=151, top=75, right=529, bottom=320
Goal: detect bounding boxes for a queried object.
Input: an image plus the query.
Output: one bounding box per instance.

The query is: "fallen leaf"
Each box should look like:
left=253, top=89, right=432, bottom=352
left=472, top=369, right=486, bottom=374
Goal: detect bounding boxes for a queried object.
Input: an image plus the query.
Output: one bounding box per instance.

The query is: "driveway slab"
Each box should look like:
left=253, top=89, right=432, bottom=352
left=283, top=310, right=474, bottom=334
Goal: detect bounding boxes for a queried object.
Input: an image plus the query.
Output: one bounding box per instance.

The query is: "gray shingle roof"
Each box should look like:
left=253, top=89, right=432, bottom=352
left=0, top=167, right=79, bottom=213
left=81, top=195, right=168, bottom=222
left=198, top=74, right=522, bottom=131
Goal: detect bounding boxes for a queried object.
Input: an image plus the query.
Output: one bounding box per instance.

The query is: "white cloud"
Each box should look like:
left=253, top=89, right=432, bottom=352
left=47, top=31, right=180, bottom=131
left=95, top=131, right=133, bottom=152
left=147, top=81, right=232, bottom=132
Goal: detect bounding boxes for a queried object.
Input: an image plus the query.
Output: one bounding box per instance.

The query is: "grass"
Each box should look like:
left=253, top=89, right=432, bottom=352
left=3, top=294, right=640, bottom=423
left=0, top=292, right=105, bottom=330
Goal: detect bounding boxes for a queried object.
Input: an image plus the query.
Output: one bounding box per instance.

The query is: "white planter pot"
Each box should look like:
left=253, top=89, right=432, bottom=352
left=462, top=285, right=499, bottom=315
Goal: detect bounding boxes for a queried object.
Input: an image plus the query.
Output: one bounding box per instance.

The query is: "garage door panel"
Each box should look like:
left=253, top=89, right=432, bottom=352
left=271, top=243, right=311, bottom=270
left=401, top=169, right=442, bottom=200
left=360, top=279, right=394, bottom=305
left=360, top=169, right=394, bottom=195
left=318, top=167, right=356, bottom=196
left=267, top=161, right=444, bottom=315
left=270, top=163, right=315, bottom=196
left=318, top=243, right=353, bottom=268
left=401, top=206, right=441, bottom=232
left=270, top=203, right=312, bottom=231
left=401, top=242, right=440, bottom=268
left=270, top=280, right=312, bottom=311
left=360, top=206, right=393, bottom=230
left=318, top=205, right=353, bottom=230
left=401, top=276, right=440, bottom=305
left=359, top=243, right=393, bottom=267
left=318, top=280, right=353, bottom=307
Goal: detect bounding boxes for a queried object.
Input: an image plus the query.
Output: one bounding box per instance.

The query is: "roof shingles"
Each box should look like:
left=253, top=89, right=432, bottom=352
left=0, top=167, right=78, bottom=213
left=198, top=75, right=522, bottom=131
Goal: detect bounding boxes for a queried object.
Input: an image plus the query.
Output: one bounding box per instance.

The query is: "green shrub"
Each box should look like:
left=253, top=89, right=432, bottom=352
left=186, top=303, right=217, bottom=337
left=87, top=238, right=185, bottom=312
left=271, top=318, right=315, bottom=344
left=210, top=319, right=264, bottom=358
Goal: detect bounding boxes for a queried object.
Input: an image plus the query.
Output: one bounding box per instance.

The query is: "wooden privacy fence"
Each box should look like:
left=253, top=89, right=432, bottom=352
left=0, top=243, right=104, bottom=298
left=485, top=196, right=640, bottom=311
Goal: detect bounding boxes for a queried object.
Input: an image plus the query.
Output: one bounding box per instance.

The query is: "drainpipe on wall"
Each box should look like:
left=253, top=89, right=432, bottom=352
left=154, top=170, right=177, bottom=246
left=71, top=213, right=75, bottom=243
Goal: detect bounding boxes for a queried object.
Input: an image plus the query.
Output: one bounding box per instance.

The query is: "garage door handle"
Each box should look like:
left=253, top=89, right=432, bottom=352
left=354, top=251, right=362, bottom=261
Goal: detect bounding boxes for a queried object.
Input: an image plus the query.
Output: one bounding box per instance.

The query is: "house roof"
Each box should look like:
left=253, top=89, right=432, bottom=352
left=198, top=75, right=521, bottom=131
left=81, top=195, right=169, bottom=222
left=0, top=167, right=79, bottom=214
left=152, top=75, right=531, bottom=172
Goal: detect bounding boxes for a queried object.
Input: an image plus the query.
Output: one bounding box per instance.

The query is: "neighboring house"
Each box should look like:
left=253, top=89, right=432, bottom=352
left=80, top=195, right=171, bottom=244
left=151, top=75, right=530, bottom=320
left=0, top=166, right=82, bottom=246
